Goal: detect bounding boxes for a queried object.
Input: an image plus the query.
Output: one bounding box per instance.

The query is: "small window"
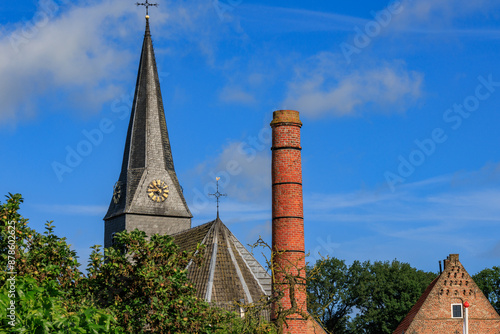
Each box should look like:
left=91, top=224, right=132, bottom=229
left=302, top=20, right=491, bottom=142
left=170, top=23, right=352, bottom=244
left=452, top=304, right=462, bottom=318
left=111, top=232, right=116, bottom=246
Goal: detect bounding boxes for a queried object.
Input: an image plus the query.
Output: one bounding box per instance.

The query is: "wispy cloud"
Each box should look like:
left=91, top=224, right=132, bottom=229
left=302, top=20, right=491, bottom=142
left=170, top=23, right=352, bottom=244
left=0, top=0, right=138, bottom=127
left=305, top=162, right=500, bottom=225
left=184, top=140, right=271, bottom=207
left=304, top=163, right=500, bottom=269
left=218, top=85, right=256, bottom=104
left=283, top=53, right=423, bottom=118
left=237, top=4, right=367, bottom=33
left=237, top=2, right=500, bottom=38
left=35, top=204, right=108, bottom=216
left=400, top=28, right=500, bottom=37
left=0, top=0, right=244, bottom=127
left=389, top=0, right=500, bottom=35
left=482, top=241, right=500, bottom=259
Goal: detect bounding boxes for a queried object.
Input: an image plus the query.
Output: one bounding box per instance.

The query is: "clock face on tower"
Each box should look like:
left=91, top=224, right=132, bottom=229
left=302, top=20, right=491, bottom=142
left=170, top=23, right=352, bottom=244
left=113, top=181, right=122, bottom=204
left=147, top=179, right=169, bottom=202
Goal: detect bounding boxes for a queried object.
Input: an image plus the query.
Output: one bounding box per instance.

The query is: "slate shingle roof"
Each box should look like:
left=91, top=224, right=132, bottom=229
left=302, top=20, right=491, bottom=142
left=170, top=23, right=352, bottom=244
left=172, top=218, right=272, bottom=308
left=104, top=18, right=191, bottom=221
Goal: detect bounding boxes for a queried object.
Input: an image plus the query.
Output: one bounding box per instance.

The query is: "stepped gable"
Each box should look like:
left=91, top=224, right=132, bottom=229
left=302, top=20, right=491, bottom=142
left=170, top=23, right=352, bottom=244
left=393, top=254, right=500, bottom=334
left=172, top=218, right=272, bottom=307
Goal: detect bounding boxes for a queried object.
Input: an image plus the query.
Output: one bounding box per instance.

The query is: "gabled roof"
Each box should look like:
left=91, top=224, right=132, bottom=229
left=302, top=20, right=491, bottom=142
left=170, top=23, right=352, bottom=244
left=172, top=218, right=271, bottom=306
left=392, top=276, right=439, bottom=334
left=393, top=254, right=500, bottom=334
left=104, top=18, right=191, bottom=221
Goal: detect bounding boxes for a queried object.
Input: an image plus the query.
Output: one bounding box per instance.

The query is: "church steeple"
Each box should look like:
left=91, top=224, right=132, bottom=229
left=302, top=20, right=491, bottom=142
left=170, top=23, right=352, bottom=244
left=104, top=16, right=192, bottom=248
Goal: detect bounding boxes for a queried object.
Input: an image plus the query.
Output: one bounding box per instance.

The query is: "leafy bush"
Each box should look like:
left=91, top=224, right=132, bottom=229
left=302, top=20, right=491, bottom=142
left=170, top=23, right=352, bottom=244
left=0, top=193, right=277, bottom=333
left=307, top=257, right=436, bottom=334
left=473, top=266, right=500, bottom=315
left=80, top=229, right=235, bottom=333
left=0, top=275, right=121, bottom=333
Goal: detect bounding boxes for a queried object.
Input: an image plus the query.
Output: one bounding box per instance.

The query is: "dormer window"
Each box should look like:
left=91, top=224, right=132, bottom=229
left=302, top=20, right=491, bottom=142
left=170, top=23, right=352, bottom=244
left=452, top=304, right=462, bottom=318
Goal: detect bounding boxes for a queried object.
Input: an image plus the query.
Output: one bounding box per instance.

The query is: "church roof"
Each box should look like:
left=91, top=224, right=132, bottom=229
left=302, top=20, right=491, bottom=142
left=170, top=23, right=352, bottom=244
left=104, top=18, right=191, bottom=221
left=172, top=218, right=272, bottom=307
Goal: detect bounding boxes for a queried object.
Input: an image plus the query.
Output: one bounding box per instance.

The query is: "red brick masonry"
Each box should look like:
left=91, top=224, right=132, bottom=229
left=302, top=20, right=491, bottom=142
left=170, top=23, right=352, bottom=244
left=393, top=254, right=500, bottom=334
left=271, top=110, right=307, bottom=334
left=271, top=110, right=327, bottom=334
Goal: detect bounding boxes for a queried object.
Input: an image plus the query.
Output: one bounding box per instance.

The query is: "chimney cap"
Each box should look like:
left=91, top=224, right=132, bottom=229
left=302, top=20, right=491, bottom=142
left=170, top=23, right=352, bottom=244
left=270, top=110, right=302, bottom=127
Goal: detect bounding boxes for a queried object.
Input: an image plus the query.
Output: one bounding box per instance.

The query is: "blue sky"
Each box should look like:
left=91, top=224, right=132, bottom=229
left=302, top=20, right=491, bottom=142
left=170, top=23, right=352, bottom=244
left=1, top=0, right=500, bottom=275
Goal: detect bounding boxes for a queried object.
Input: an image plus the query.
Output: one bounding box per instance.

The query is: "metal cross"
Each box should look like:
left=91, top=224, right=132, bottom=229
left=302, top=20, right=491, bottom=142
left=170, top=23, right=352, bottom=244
left=136, top=0, right=158, bottom=16
left=209, top=177, right=226, bottom=219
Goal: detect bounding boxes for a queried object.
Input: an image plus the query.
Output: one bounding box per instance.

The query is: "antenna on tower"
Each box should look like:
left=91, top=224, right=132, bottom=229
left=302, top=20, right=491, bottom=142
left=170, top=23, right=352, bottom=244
left=209, top=177, right=226, bottom=219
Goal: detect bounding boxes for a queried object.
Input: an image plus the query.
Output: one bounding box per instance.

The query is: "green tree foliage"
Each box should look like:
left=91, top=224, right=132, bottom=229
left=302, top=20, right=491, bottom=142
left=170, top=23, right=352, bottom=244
left=0, top=194, right=80, bottom=288
left=0, top=193, right=122, bottom=333
left=473, top=266, right=500, bottom=315
left=307, top=258, right=369, bottom=334
left=0, top=193, right=277, bottom=333
left=80, top=229, right=235, bottom=333
left=307, top=257, right=436, bottom=334
left=0, top=276, right=121, bottom=333
left=349, top=260, right=436, bottom=334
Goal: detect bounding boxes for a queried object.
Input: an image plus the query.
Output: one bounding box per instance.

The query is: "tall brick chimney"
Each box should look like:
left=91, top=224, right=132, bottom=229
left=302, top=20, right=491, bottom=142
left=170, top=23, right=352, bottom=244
left=271, top=110, right=307, bottom=333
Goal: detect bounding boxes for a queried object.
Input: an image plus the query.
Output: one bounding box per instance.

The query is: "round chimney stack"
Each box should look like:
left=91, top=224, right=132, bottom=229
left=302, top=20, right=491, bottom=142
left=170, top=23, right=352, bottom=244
left=271, top=110, right=307, bottom=333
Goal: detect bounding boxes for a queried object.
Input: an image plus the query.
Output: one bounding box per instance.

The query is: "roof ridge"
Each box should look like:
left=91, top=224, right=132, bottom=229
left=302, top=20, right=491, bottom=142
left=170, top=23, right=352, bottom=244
left=223, top=227, right=254, bottom=303
left=229, top=233, right=271, bottom=296
left=171, top=219, right=216, bottom=237
left=393, top=275, right=440, bottom=334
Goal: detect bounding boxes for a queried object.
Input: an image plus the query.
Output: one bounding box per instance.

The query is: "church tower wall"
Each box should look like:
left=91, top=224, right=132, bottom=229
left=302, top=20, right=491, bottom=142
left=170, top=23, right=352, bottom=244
left=105, top=214, right=190, bottom=248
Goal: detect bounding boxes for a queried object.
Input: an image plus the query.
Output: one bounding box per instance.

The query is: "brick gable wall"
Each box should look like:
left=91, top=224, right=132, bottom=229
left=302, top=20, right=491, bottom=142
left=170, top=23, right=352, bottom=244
left=395, top=254, right=500, bottom=334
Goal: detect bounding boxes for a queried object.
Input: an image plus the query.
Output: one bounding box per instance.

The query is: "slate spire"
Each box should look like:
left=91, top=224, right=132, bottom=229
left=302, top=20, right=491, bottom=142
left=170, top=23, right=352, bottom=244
left=104, top=17, right=192, bottom=248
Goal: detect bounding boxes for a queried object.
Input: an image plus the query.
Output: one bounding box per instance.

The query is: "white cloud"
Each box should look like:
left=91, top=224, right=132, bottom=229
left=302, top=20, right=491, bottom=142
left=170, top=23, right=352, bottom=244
left=305, top=162, right=500, bottom=226
left=187, top=140, right=271, bottom=205
left=390, top=0, right=500, bottom=33
left=35, top=204, right=107, bottom=216
left=237, top=4, right=368, bottom=33
left=283, top=53, right=423, bottom=118
left=0, top=0, right=243, bottom=127
left=242, top=220, right=272, bottom=245
left=182, top=122, right=273, bottom=220
left=0, top=0, right=138, bottom=127
left=303, top=163, right=500, bottom=270
left=219, top=85, right=256, bottom=104
left=236, top=2, right=500, bottom=37
left=483, top=241, right=500, bottom=259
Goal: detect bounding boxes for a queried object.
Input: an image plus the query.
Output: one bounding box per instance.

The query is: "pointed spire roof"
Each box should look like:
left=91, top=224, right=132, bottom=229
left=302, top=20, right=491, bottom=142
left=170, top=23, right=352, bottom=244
left=172, top=218, right=272, bottom=307
left=104, top=18, right=192, bottom=221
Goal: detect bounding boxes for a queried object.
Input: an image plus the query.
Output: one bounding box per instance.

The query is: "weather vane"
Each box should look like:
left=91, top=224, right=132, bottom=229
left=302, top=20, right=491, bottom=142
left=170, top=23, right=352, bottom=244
left=209, top=177, right=226, bottom=219
left=136, top=0, right=159, bottom=17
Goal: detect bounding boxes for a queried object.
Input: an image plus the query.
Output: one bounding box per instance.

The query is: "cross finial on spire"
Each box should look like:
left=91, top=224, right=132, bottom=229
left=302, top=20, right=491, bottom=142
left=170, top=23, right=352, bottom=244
left=209, top=177, right=226, bottom=219
left=136, top=0, right=159, bottom=17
